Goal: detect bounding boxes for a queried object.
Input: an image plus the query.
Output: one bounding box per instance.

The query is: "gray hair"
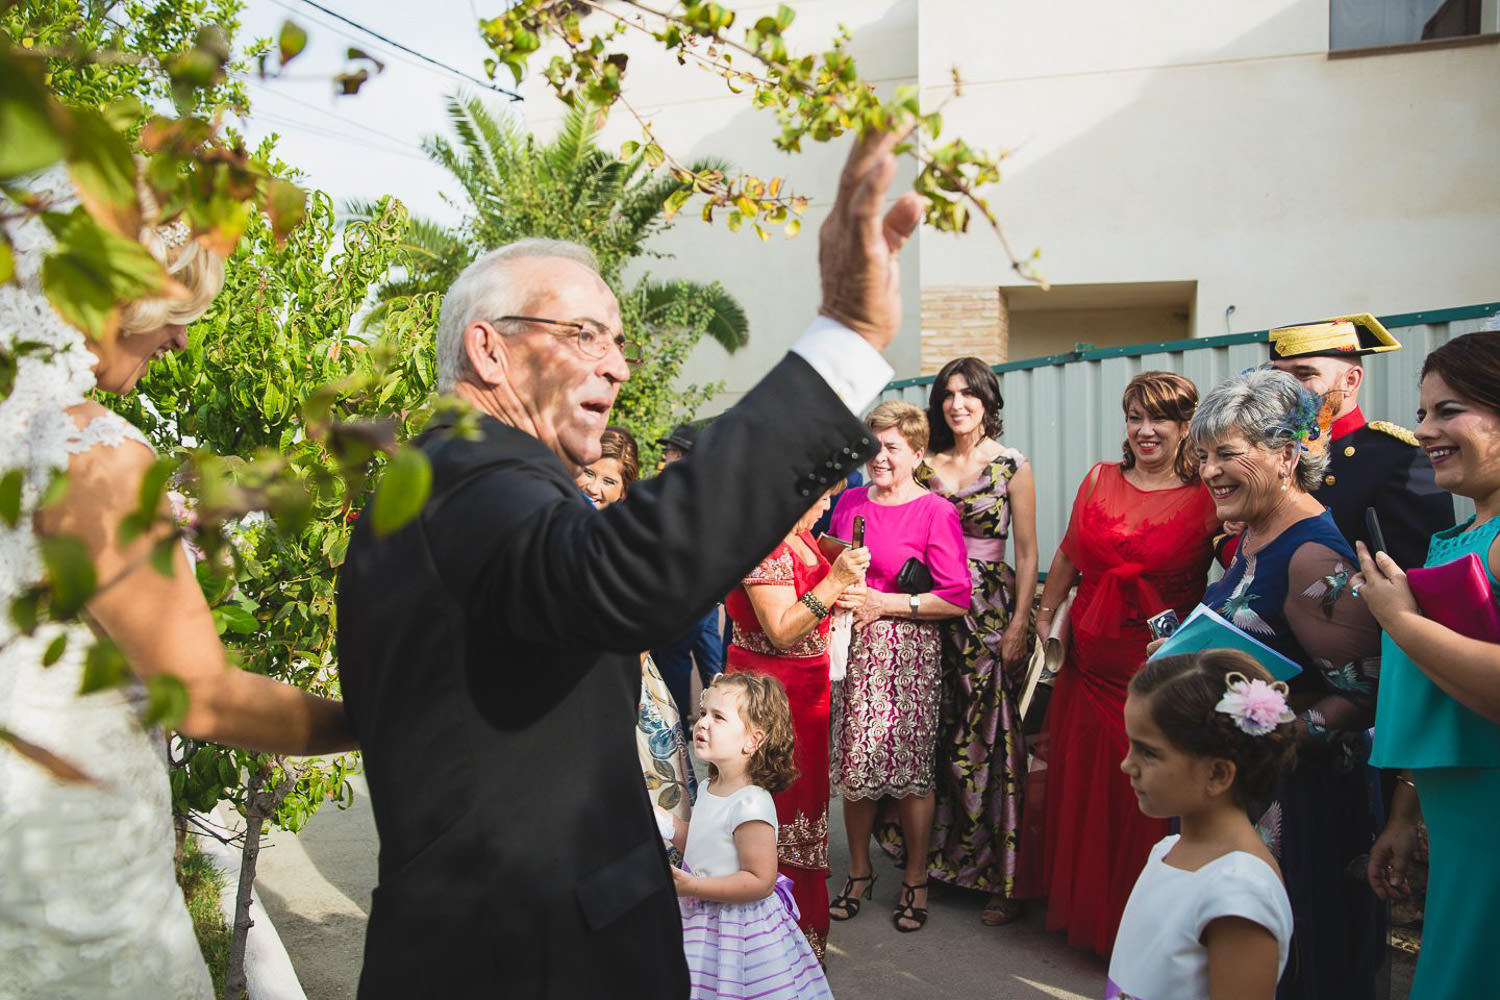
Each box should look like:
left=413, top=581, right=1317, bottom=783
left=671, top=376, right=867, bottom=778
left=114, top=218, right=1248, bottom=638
left=1188, top=367, right=1330, bottom=492
left=435, top=238, right=602, bottom=392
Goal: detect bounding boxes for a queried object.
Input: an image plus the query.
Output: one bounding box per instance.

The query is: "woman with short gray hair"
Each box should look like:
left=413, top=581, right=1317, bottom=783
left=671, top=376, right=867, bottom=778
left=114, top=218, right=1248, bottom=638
left=1186, top=367, right=1383, bottom=1000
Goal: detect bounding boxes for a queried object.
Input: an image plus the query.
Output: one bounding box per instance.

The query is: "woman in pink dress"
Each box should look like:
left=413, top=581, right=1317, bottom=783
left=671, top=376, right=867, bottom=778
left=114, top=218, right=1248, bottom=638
left=1029, top=371, right=1219, bottom=958
left=828, top=401, right=971, bottom=933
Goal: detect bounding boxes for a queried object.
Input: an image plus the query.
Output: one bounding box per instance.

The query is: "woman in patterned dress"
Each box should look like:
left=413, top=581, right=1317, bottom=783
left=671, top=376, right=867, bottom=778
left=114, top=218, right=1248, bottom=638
left=1029, top=371, right=1219, bottom=956
left=577, top=428, right=697, bottom=840
left=883, top=357, right=1037, bottom=925
left=724, top=487, right=870, bottom=957
left=1187, top=368, right=1383, bottom=1000
left=828, top=401, right=971, bottom=933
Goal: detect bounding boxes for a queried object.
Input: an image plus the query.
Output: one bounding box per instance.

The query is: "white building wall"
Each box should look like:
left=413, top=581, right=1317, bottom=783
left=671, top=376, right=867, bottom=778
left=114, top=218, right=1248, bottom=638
left=921, top=0, right=1500, bottom=341
left=522, top=1, right=1500, bottom=411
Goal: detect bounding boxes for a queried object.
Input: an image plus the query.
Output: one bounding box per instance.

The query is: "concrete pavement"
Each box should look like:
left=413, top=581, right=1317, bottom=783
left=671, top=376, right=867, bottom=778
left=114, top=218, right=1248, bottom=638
left=254, top=773, right=1106, bottom=999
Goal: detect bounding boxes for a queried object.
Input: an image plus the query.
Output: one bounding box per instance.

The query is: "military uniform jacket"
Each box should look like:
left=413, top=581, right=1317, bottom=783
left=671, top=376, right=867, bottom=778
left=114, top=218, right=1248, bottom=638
left=336, top=353, right=875, bottom=999
left=1315, top=407, right=1455, bottom=571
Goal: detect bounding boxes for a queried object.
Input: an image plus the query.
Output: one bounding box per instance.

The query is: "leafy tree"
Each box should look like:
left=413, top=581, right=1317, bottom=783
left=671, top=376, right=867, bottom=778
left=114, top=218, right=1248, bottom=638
left=351, top=95, right=744, bottom=458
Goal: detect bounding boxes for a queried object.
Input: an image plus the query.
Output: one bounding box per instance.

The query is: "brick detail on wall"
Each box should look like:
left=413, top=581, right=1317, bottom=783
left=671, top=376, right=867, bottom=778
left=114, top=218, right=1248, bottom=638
left=919, top=286, right=1008, bottom=374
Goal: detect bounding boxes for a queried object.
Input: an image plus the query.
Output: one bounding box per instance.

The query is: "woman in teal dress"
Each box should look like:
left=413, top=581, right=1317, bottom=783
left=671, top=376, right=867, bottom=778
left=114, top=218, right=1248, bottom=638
left=1357, top=329, right=1500, bottom=999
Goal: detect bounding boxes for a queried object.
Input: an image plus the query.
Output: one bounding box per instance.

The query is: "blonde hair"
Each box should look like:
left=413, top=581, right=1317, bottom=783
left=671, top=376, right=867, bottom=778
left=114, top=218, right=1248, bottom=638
left=704, top=673, right=799, bottom=795
left=864, top=399, right=929, bottom=453
left=118, top=174, right=226, bottom=336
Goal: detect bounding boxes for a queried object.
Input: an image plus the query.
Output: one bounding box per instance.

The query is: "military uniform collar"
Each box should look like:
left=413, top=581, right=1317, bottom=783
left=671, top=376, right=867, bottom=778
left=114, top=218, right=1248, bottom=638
left=1329, top=405, right=1366, bottom=441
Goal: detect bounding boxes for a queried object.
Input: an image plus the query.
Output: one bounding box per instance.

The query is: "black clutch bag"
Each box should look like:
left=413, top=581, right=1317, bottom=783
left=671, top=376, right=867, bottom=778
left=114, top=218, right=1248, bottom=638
left=895, top=556, right=934, bottom=595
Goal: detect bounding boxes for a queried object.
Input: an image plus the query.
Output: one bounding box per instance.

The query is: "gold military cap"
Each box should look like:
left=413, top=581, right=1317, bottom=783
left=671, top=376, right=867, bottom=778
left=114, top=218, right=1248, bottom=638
left=1268, top=313, right=1401, bottom=360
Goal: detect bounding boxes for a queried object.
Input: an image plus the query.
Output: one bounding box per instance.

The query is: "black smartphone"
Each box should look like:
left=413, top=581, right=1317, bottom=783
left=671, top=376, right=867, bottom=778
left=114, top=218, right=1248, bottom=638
left=1364, top=506, right=1388, bottom=558
left=852, top=515, right=866, bottom=548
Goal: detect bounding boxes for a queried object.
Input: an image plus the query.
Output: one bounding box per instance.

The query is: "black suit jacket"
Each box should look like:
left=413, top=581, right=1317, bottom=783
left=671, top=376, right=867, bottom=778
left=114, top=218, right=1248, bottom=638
left=1316, top=421, right=1455, bottom=571
left=337, top=353, right=875, bottom=998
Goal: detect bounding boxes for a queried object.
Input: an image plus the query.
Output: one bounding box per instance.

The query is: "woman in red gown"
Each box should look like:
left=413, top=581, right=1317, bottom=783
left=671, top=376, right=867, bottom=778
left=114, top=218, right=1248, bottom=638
left=725, top=488, right=869, bottom=959
left=1029, top=371, right=1220, bottom=958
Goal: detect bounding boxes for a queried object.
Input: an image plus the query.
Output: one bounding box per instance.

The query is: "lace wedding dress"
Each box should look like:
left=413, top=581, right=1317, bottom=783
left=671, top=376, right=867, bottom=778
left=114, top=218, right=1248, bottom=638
left=0, top=172, right=214, bottom=997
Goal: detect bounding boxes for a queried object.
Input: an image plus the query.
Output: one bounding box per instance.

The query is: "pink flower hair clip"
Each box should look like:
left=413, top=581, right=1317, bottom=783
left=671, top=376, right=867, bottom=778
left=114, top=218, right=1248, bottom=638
left=1215, top=671, right=1294, bottom=736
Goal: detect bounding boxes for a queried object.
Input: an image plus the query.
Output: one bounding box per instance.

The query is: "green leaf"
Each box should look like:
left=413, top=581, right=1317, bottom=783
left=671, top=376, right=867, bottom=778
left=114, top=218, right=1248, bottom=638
left=0, top=468, right=21, bottom=527
left=0, top=238, right=13, bottom=285
left=38, top=534, right=96, bottom=617
left=41, top=633, right=67, bottom=667
left=368, top=445, right=431, bottom=538
left=662, top=187, right=691, bottom=220
left=278, top=20, right=309, bottom=65
left=212, top=604, right=259, bottom=636
left=80, top=639, right=131, bottom=694
left=619, top=140, right=641, bottom=160
left=265, top=177, right=307, bottom=245
left=64, top=109, right=139, bottom=235
left=137, top=456, right=173, bottom=519
left=0, top=55, right=66, bottom=180
left=40, top=207, right=168, bottom=341
left=144, top=674, right=190, bottom=728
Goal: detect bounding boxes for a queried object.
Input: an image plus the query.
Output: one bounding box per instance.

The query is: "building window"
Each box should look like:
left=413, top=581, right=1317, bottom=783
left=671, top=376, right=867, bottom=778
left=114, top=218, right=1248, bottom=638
left=1330, top=0, right=1484, bottom=50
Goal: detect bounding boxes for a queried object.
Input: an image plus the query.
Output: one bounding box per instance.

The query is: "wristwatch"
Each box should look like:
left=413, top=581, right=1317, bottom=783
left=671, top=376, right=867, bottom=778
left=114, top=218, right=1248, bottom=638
left=908, top=594, right=921, bottom=618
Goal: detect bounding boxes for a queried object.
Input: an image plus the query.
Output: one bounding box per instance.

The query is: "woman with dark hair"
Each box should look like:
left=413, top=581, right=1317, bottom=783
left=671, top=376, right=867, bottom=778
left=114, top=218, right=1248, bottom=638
left=1029, top=371, right=1219, bottom=957
left=577, top=429, right=696, bottom=831
left=1184, top=368, right=1383, bottom=1000
left=887, top=356, right=1036, bottom=925
left=724, top=484, right=870, bottom=958
left=1358, top=329, right=1500, bottom=999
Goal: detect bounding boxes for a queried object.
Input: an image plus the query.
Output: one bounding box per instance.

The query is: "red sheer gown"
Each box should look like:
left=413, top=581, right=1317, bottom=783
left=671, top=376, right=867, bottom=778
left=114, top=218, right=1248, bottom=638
left=724, top=531, right=833, bottom=959
left=1032, top=463, right=1218, bottom=958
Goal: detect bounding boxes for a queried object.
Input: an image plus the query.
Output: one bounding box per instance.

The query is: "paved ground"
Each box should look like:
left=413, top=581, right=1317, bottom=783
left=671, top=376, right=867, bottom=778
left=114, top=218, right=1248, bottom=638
left=257, top=772, right=1411, bottom=1000
left=256, top=772, right=1105, bottom=999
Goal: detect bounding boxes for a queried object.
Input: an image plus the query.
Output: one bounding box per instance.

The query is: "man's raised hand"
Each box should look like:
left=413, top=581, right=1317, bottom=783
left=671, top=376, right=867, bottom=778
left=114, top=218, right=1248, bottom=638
left=818, top=123, right=925, bottom=352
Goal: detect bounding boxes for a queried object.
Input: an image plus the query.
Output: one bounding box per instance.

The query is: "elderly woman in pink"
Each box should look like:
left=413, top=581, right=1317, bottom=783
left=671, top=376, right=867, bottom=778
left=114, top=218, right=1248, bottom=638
left=828, top=401, right=971, bottom=933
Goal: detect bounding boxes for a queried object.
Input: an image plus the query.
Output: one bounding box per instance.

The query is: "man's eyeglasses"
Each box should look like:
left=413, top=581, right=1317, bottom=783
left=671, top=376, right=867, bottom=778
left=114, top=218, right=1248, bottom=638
left=495, top=315, right=643, bottom=366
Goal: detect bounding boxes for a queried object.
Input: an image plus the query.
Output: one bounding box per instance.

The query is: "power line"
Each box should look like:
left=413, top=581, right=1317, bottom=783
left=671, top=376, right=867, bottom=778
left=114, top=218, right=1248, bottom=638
left=244, top=77, right=427, bottom=153
left=250, top=110, right=434, bottom=164
left=276, top=0, right=522, bottom=101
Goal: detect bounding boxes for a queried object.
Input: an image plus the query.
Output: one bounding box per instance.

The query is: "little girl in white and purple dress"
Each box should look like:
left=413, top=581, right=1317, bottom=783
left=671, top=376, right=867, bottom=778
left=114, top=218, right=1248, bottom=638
left=660, top=673, right=832, bottom=1000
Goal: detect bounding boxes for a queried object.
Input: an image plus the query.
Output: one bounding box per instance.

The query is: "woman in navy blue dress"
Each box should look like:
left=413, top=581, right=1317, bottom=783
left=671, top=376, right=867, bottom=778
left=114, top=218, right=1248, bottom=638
left=1188, top=369, right=1383, bottom=1000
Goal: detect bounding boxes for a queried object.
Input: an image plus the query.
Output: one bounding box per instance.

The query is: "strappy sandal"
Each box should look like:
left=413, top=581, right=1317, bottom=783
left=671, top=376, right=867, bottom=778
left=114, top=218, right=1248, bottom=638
left=981, top=895, right=1024, bottom=926
left=892, top=880, right=929, bottom=932
left=828, top=872, right=875, bottom=921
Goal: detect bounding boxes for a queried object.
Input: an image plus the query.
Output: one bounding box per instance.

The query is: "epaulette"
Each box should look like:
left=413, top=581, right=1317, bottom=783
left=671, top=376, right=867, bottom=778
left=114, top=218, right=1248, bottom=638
left=1369, top=420, right=1419, bottom=446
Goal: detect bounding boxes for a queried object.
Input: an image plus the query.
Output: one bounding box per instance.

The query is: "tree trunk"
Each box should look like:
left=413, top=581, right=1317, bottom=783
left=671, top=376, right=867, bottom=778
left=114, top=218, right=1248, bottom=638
left=224, top=766, right=266, bottom=1000
left=173, top=810, right=188, bottom=878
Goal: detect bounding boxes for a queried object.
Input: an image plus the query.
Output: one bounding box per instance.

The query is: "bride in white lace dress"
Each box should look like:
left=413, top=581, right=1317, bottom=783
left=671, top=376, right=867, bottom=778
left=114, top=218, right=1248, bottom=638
left=0, top=172, right=355, bottom=997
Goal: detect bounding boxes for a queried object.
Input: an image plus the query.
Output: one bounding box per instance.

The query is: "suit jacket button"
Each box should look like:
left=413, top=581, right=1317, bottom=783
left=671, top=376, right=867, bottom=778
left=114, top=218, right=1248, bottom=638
left=1344, top=446, right=1356, bottom=457
left=1324, top=474, right=1337, bottom=486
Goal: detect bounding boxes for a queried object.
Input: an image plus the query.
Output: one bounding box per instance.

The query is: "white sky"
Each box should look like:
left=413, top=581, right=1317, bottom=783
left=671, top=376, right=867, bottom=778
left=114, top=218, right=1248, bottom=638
left=235, top=0, right=527, bottom=225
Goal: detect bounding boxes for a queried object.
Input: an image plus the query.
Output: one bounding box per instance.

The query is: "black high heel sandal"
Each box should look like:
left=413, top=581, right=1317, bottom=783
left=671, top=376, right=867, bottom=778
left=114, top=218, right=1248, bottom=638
left=892, top=881, right=929, bottom=933
left=828, top=872, right=875, bottom=921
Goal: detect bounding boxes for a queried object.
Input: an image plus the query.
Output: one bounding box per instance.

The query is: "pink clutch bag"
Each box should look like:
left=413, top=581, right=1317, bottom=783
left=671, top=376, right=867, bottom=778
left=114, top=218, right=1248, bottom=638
left=1406, top=553, right=1500, bottom=643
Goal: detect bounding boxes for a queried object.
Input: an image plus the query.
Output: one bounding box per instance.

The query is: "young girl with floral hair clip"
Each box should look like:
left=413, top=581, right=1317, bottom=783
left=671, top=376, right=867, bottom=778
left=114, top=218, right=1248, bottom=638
left=1108, top=650, right=1298, bottom=999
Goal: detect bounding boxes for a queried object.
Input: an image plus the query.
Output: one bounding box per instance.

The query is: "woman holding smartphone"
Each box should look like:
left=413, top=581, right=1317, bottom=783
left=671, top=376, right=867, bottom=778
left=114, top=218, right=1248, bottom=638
left=1358, top=329, right=1500, bottom=999
left=723, top=486, right=870, bottom=957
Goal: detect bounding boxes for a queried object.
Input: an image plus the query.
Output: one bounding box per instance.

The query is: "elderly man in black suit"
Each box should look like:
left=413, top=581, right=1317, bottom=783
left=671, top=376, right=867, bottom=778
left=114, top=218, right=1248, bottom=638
left=337, top=127, right=923, bottom=998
